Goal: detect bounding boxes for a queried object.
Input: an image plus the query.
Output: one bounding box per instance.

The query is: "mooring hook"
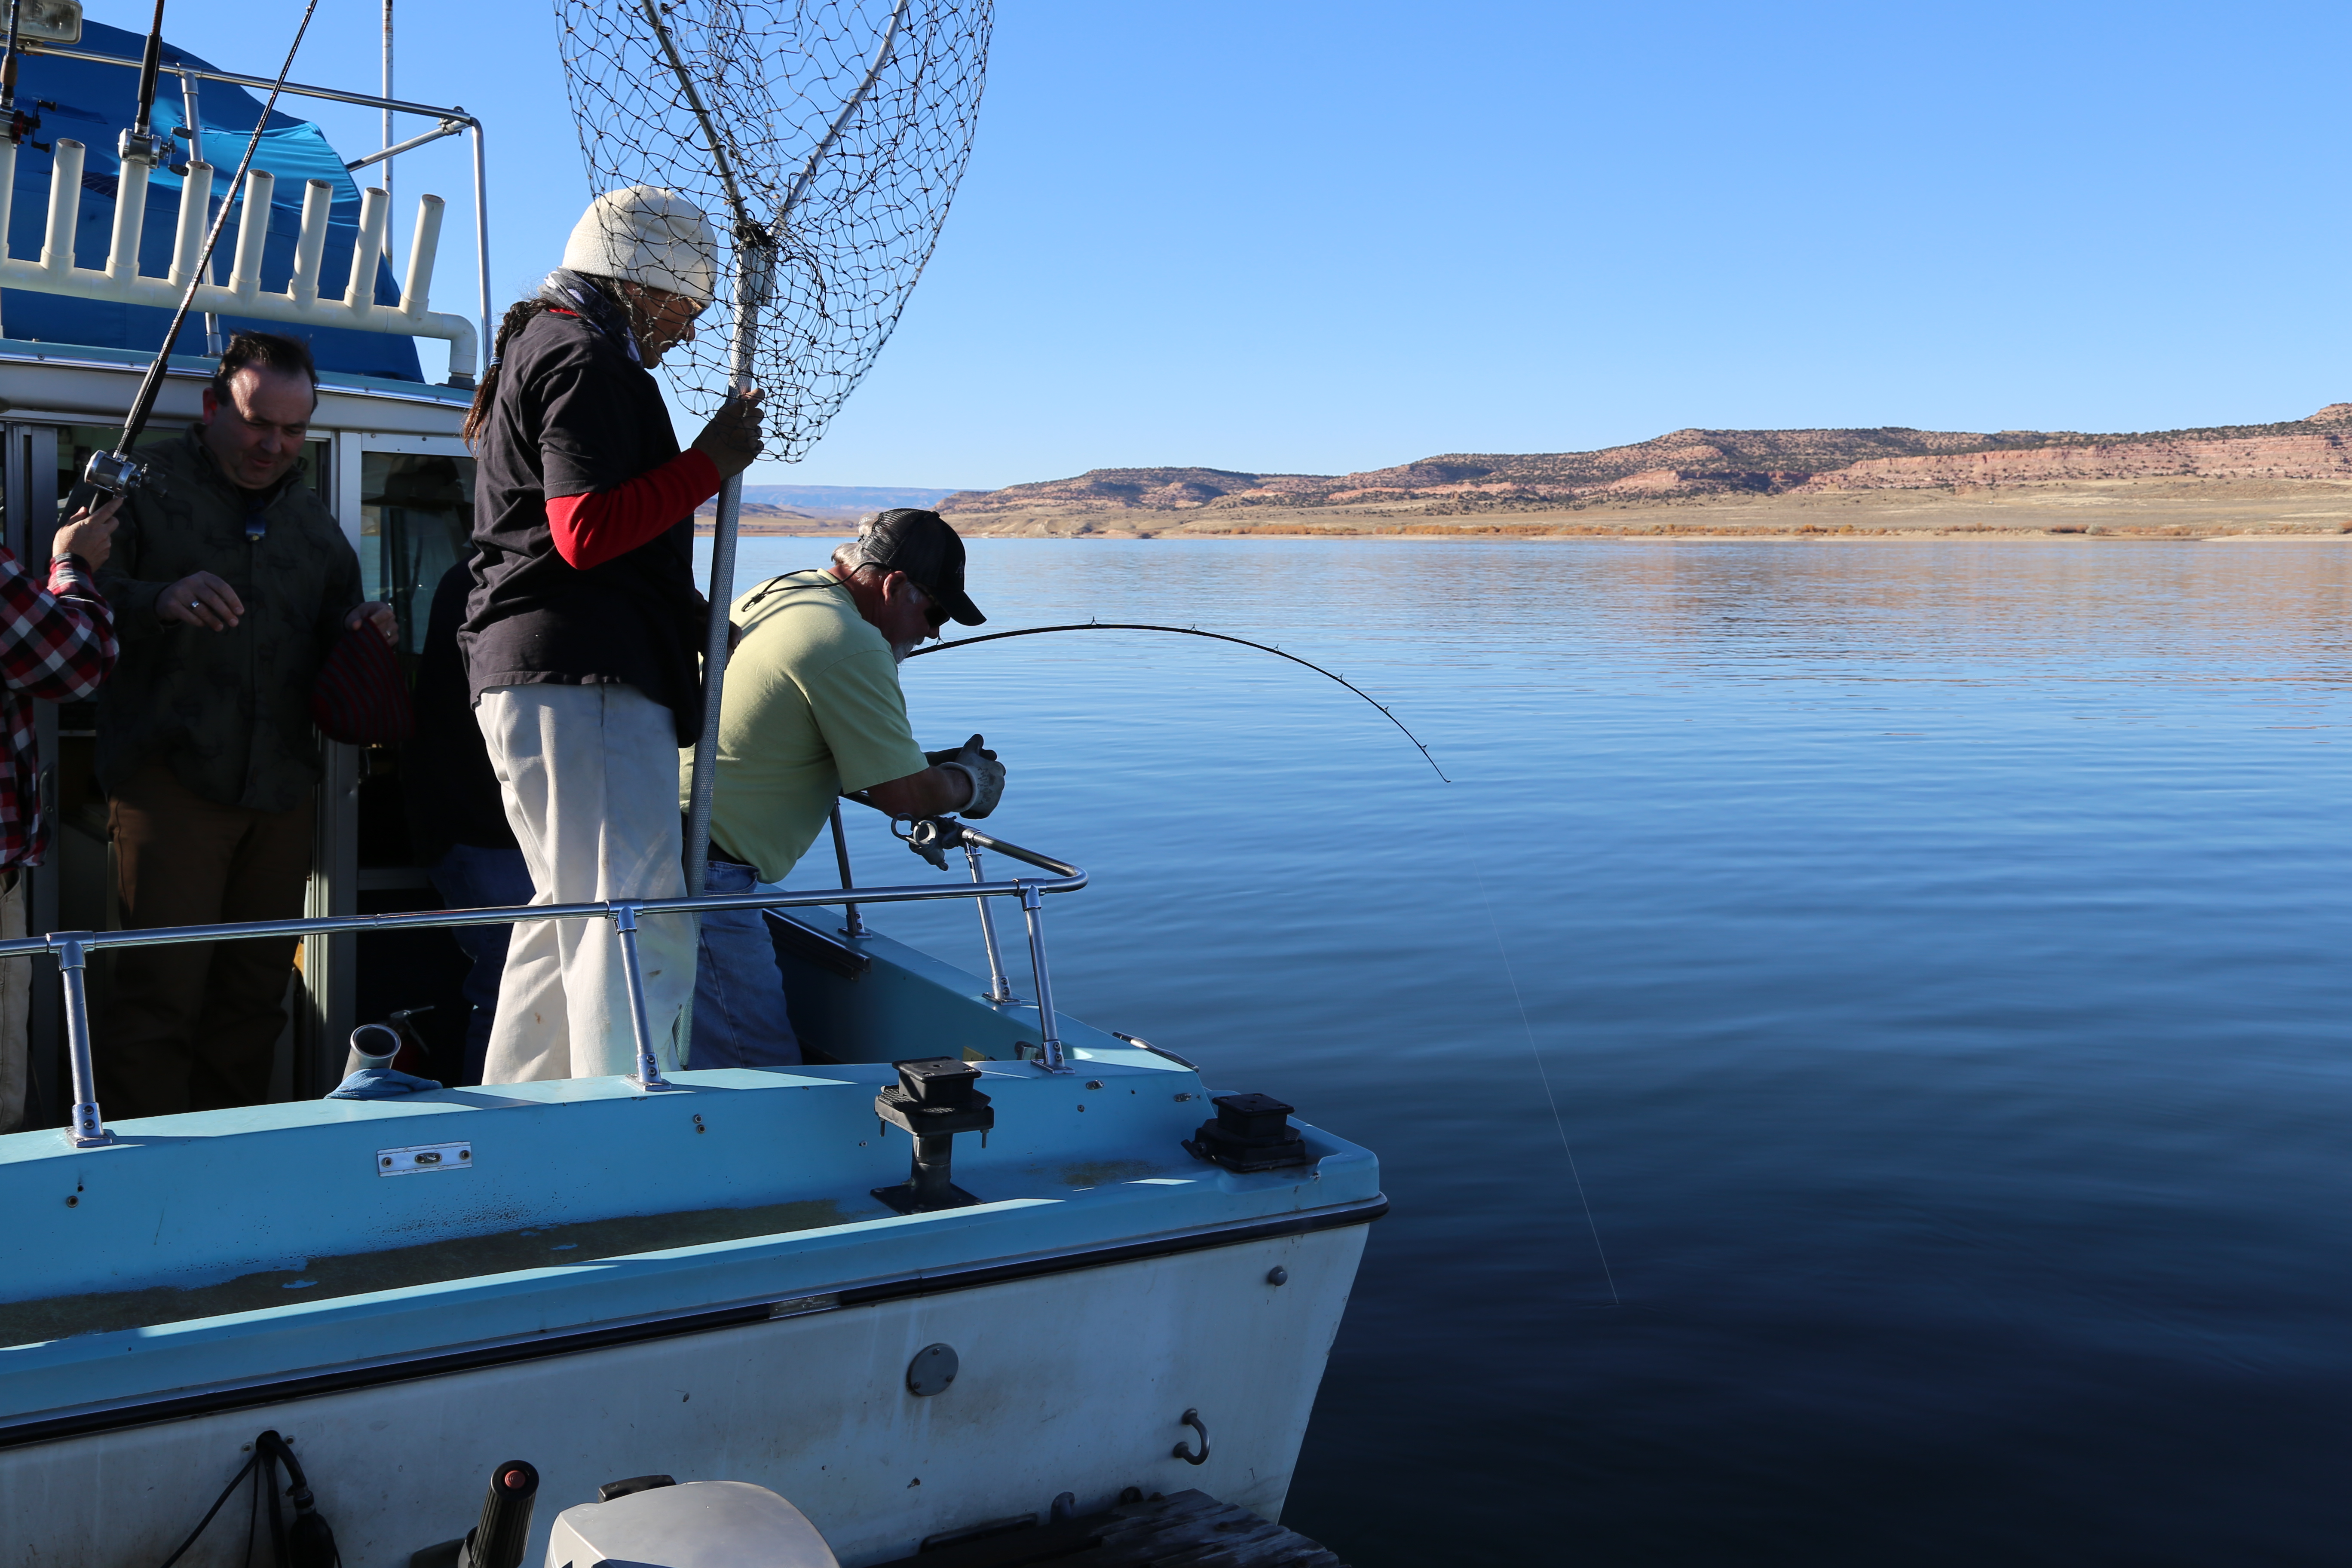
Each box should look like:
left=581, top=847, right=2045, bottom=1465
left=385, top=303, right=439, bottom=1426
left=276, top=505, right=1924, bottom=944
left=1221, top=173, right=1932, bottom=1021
left=1172, top=1407, right=1210, bottom=1466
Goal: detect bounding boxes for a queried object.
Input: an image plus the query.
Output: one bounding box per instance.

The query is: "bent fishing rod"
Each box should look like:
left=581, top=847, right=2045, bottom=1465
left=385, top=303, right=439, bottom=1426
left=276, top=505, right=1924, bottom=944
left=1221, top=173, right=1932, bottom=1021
left=73, top=0, right=323, bottom=509
left=903, top=621, right=1451, bottom=782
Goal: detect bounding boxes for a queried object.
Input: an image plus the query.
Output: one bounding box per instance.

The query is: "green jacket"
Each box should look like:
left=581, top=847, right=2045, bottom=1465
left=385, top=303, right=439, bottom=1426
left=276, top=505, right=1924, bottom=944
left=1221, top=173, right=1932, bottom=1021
left=95, top=427, right=362, bottom=812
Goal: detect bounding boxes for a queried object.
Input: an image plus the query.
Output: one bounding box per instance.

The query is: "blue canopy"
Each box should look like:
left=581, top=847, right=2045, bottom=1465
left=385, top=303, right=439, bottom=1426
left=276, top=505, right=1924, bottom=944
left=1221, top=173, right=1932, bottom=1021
left=0, top=19, right=424, bottom=382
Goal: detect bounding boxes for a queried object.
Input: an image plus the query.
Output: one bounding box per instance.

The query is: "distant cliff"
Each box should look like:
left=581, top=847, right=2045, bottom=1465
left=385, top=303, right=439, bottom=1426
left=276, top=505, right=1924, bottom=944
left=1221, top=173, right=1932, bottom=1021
left=938, top=406, right=2352, bottom=518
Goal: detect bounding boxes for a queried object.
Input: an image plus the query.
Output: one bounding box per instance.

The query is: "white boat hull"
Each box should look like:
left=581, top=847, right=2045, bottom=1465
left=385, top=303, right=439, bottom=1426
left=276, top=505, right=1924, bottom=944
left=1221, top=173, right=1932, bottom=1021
left=0, top=1226, right=1367, bottom=1567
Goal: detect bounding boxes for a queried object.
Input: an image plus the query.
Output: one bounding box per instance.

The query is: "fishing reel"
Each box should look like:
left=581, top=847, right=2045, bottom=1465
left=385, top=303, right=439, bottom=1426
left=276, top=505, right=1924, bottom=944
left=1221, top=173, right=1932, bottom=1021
left=892, top=814, right=969, bottom=871
left=6, top=103, right=50, bottom=153
left=116, top=125, right=166, bottom=165
left=82, top=447, right=149, bottom=496
left=65, top=447, right=162, bottom=521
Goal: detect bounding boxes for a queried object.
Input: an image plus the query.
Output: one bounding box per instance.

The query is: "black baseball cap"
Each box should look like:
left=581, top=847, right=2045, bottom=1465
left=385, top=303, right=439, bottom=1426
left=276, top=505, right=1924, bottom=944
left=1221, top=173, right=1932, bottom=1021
left=847, top=508, right=985, bottom=625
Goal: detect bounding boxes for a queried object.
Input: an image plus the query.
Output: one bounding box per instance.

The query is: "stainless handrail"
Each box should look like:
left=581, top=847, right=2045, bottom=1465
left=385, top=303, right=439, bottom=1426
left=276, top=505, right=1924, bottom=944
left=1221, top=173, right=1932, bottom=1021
left=16, top=822, right=1085, bottom=1148
left=33, top=44, right=482, bottom=120
left=963, top=842, right=1015, bottom=1004
left=827, top=801, right=871, bottom=938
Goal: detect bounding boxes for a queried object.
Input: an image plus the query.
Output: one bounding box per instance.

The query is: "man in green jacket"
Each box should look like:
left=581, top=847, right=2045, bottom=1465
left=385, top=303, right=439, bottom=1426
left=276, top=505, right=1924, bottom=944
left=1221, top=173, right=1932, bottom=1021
left=93, top=331, right=394, bottom=1118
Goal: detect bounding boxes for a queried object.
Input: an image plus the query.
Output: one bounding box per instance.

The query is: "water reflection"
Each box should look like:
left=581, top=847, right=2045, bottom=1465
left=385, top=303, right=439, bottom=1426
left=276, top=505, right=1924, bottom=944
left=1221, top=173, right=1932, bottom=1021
left=719, top=536, right=2350, bottom=1567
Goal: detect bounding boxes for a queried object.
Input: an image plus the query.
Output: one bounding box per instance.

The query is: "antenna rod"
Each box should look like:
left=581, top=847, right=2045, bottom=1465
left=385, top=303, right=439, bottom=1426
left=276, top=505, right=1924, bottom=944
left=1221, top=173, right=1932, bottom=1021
left=91, top=0, right=322, bottom=493
left=379, top=0, right=392, bottom=261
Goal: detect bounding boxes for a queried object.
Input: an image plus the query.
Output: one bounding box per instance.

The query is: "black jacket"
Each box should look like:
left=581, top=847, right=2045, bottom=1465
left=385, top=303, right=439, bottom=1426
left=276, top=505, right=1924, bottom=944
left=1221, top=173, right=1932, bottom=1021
left=406, top=560, right=518, bottom=861
left=459, top=307, right=706, bottom=743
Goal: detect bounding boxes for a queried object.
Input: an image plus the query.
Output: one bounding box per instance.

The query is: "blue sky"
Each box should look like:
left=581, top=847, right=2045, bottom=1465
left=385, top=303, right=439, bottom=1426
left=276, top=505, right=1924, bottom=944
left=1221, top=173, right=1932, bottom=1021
left=115, top=0, right=2352, bottom=487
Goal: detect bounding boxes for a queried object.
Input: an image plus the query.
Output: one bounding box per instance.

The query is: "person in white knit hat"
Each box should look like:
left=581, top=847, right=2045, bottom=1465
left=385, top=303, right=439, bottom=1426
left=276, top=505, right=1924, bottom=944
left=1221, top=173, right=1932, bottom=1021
left=456, top=187, right=763, bottom=1083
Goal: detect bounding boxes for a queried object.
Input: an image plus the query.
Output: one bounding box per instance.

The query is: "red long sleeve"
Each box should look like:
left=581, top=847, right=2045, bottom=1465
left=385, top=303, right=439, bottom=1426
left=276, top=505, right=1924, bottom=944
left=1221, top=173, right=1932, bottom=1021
left=545, top=447, right=723, bottom=571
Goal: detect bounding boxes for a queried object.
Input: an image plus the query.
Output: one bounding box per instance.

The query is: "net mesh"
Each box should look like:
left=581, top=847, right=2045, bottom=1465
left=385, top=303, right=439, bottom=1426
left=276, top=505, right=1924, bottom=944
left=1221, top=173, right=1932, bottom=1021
left=554, top=0, right=991, bottom=457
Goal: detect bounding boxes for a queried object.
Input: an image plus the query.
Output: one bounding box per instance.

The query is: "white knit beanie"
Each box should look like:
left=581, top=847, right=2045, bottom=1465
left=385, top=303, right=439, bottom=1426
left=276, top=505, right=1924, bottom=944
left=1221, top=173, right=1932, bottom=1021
left=561, top=187, right=719, bottom=305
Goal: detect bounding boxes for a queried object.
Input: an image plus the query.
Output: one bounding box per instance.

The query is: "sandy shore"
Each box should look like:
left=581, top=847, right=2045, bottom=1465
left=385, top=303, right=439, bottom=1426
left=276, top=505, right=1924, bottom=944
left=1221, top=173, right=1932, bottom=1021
left=910, top=478, right=2352, bottom=540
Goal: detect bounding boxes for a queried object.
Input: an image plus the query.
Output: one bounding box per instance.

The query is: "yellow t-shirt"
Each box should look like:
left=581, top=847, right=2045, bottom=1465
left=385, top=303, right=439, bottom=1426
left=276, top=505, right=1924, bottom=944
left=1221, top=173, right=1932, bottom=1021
left=679, top=570, right=928, bottom=882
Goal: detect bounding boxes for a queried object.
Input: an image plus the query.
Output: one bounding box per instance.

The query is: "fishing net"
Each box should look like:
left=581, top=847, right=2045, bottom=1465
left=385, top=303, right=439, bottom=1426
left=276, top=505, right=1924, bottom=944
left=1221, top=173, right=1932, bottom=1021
left=554, top=0, right=991, bottom=456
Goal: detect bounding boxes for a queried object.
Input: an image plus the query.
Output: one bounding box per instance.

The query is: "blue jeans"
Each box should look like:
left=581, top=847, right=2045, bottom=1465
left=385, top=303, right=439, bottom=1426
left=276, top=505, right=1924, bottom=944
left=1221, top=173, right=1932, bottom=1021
left=427, top=842, right=536, bottom=1086
left=690, top=860, right=802, bottom=1069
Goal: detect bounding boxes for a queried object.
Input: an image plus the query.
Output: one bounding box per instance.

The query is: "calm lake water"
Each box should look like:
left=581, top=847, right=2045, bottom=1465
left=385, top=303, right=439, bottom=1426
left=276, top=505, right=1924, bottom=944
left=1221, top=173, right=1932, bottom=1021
left=724, top=536, right=2352, bottom=1566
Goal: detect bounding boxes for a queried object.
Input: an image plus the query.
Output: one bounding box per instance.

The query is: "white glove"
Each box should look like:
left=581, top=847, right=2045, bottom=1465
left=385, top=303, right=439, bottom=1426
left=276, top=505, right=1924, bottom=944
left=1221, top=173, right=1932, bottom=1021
left=928, top=733, right=1004, bottom=818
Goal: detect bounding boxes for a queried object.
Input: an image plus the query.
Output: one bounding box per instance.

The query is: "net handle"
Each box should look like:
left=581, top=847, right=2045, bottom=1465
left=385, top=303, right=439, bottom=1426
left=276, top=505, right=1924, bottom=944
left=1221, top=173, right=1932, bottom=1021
left=633, top=0, right=751, bottom=234
left=776, top=0, right=909, bottom=226
left=670, top=0, right=909, bottom=900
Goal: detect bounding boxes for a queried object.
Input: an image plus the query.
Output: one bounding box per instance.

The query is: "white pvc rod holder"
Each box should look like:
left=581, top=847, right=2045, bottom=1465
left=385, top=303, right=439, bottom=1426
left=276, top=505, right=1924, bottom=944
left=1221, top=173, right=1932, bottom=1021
left=289, top=179, right=332, bottom=305
left=105, top=153, right=150, bottom=282
left=400, top=192, right=443, bottom=316
left=0, top=138, right=17, bottom=265
left=42, top=140, right=84, bottom=274
left=168, top=162, right=211, bottom=288
left=345, top=186, right=388, bottom=314
left=226, top=168, right=275, bottom=300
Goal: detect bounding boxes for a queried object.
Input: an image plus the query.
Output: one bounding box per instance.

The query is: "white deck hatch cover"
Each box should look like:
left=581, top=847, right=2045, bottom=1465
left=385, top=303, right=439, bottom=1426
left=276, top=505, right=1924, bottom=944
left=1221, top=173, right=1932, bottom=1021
left=546, top=1480, right=840, bottom=1567
left=377, top=1142, right=473, bottom=1176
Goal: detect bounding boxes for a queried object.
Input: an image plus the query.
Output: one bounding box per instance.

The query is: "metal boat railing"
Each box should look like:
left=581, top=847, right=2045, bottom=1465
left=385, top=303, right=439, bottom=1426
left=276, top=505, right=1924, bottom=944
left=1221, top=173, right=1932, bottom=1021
left=11, top=40, right=492, bottom=382
left=0, top=820, right=1084, bottom=1149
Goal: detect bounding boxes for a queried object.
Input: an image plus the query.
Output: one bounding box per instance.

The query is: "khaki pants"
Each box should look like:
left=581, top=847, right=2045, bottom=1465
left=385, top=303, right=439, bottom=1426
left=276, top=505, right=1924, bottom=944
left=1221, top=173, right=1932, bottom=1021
left=97, top=763, right=315, bottom=1119
left=0, top=873, right=26, bottom=1134
left=476, top=683, right=695, bottom=1083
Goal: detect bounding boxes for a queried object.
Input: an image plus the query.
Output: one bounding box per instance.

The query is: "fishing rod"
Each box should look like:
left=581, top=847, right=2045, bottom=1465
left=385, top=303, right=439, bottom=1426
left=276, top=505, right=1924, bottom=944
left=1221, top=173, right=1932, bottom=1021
left=0, top=0, right=24, bottom=125
left=904, top=622, right=1452, bottom=782
left=76, top=0, right=323, bottom=507
left=123, top=0, right=168, bottom=162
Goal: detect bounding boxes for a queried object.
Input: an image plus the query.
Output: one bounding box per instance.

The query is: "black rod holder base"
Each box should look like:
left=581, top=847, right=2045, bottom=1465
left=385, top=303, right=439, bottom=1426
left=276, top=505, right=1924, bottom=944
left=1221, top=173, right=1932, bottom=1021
left=873, top=1131, right=983, bottom=1215
left=872, top=1058, right=993, bottom=1215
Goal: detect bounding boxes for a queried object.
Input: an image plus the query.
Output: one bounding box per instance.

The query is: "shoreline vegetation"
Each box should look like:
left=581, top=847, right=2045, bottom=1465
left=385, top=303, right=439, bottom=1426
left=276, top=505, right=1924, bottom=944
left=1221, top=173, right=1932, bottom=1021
left=699, top=405, right=2352, bottom=541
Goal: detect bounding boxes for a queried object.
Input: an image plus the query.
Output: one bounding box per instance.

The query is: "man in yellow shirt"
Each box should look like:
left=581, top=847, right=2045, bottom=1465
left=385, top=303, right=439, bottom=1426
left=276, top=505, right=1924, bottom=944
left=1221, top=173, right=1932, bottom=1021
left=682, top=510, right=1003, bottom=1066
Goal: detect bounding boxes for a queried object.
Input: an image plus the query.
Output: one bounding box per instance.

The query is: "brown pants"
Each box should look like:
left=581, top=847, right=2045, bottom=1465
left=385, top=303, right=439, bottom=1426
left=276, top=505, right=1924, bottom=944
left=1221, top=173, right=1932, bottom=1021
left=97, top=764, right=315, bottom=1119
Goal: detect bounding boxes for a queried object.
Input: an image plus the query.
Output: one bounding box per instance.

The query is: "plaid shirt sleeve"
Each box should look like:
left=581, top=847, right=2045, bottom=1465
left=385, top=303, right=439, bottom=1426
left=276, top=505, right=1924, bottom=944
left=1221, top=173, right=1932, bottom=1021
left=0, top=548, right=118, bottom=701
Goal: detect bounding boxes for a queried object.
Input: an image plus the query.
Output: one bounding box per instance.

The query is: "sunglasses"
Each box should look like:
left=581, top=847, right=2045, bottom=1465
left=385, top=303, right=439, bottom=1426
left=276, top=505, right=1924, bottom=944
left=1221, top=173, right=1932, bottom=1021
left=911, top=582, right=951, bottom=628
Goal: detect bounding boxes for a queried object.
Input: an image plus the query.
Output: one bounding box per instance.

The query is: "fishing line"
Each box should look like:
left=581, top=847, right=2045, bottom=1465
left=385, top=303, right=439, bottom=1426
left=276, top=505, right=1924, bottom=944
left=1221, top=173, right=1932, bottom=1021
left=905, top=622, right=1452, bottom=781
left=911, top=618, right=1605, bottom=1293
left=1470, top=856, right=1620, bottom=1305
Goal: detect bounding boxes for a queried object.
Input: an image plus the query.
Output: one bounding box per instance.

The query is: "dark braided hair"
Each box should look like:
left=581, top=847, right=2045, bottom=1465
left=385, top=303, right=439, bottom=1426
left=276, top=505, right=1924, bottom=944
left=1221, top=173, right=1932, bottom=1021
left=461, top=275, right=651, bottom=447
left=460, top=297, right=557, bottom=446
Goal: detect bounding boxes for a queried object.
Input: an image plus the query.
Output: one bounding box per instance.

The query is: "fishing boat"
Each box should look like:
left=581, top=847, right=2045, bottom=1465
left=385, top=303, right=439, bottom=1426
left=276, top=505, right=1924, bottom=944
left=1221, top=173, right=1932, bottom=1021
left=0, top=10, right=1382, bottom=1564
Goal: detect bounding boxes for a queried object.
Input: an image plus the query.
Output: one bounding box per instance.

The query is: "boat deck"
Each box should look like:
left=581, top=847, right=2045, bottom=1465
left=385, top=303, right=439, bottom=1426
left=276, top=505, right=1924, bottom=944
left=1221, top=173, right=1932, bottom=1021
left=0, top=1055, right=1379, bottom=1439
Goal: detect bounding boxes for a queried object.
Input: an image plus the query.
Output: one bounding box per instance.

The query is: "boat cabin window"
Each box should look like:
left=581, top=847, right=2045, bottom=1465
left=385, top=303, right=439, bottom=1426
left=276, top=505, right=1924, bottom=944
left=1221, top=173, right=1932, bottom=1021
left=358, top=450, right=476, bottom=655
